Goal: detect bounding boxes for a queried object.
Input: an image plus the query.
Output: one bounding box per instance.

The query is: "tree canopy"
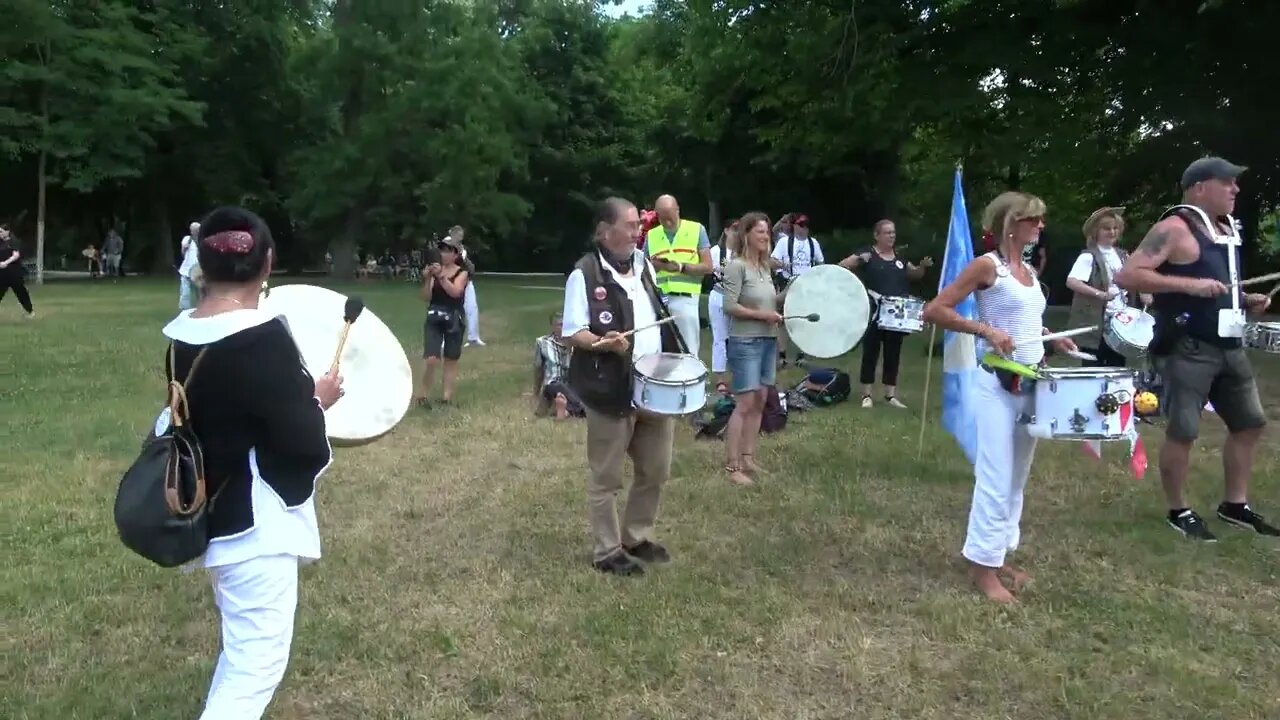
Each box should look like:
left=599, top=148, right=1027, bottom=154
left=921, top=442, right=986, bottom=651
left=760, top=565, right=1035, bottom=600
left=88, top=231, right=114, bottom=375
left=1, top=0, right=1274, bottom=284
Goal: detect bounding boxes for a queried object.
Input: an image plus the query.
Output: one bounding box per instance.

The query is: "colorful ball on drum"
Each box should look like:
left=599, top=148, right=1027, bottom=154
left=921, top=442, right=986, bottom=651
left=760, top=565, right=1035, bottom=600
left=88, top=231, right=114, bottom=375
left=1135, top=391, right=1159, bottom=415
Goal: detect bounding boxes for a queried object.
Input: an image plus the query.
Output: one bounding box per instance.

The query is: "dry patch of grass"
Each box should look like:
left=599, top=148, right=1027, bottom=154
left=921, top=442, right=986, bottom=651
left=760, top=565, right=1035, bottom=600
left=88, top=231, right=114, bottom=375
left=4, top=278, right=1280, bottom=719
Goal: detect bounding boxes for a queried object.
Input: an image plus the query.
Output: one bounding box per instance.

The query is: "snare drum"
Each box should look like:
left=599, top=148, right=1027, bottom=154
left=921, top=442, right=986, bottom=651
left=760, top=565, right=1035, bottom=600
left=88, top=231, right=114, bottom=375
left=632, top=352, right=708, bottom=415
left=876, top=295, right=925, bottom=333
left=1024, top=367, right=1137, bottom=441
left=1102, top=307, right=1155, bottom=360
left=1245, top=322, right=1280, bottom=353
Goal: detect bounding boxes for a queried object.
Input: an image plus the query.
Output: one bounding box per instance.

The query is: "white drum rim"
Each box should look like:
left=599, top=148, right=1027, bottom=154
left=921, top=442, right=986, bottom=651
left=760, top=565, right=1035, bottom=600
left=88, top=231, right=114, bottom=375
left=632, top=369, right=709, bottom=387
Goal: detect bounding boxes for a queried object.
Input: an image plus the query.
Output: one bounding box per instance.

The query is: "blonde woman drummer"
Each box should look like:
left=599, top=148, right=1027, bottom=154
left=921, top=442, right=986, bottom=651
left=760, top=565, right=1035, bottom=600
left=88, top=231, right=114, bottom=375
left=721, top=212, right=783, bottom=487
left=923, top=191, right=1078, bottom=604
left=1065, top=207, right=1153, bottom=367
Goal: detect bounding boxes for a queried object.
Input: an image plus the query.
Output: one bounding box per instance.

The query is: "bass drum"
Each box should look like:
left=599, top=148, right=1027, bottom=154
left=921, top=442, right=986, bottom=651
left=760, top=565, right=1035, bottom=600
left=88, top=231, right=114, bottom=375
left=259, top=284, right=413, bottom=447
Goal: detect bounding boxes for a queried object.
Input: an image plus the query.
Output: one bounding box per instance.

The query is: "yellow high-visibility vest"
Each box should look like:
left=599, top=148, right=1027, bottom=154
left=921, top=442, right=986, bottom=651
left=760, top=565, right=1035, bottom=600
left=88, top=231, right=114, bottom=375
left=646, top=220, right=703, bottom=295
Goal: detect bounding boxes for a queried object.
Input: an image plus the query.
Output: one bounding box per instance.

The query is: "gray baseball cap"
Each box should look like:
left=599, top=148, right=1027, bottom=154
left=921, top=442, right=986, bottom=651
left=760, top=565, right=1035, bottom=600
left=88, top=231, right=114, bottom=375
left=1181, top=156, right=1246, bottom=190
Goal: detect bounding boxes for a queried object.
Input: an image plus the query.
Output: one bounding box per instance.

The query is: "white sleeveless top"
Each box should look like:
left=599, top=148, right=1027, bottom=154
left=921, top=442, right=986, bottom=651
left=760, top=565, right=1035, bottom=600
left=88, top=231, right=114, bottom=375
left=709, top=244, right=734, bottom=295
left=975, top=251, right=1047, bottom=365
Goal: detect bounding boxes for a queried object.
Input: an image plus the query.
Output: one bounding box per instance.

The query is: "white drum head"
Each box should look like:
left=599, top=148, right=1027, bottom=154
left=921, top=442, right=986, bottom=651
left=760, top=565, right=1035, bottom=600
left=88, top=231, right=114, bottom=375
left=1109, top=308, right=1155, bottom=346
left=260, top=284, right=413, bottom=446
left=634, top=352, right=707, bottom=384
left=783, top=265, right=871, bottom=358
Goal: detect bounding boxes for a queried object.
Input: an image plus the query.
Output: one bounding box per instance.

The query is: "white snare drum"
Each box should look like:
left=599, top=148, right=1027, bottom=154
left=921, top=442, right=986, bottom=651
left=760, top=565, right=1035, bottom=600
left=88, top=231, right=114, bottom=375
left=632, top=352, right=708, bottom=415
left=1102, top=307, right=1155, bottom=360
left=1024, top=367, right=1137, bottom=441
left=876, top=295, right=925, bottom=333
left=1245, top=322, right=1280, bottom=354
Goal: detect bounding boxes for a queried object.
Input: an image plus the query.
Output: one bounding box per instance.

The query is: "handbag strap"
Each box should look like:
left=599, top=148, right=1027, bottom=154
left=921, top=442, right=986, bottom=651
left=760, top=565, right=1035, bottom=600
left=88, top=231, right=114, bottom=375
left=167, top=343, right=209, bottom=429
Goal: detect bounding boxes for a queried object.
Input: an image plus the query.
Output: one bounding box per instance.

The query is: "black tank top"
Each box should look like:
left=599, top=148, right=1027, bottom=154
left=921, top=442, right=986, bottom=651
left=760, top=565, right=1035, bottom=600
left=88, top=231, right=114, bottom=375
left=1151, top=208, right=1240, bottom=348
left=861, top=251, right=911, bottom=298
left=430, top=268, right=466, bottom=309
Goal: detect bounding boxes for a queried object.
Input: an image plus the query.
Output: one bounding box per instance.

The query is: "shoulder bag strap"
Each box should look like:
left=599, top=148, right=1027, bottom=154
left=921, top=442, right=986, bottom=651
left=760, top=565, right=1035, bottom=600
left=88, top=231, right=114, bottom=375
left=168, top=343, right=209, bottom=429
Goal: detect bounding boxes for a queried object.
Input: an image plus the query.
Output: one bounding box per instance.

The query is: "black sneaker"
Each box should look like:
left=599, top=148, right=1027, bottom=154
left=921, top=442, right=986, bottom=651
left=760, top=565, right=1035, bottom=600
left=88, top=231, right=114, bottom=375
left=624, top=540, right=671, bottom=564
left=1217, top=503, right=1280, bottom=536
left=593, top=551, right=644, bottom=576
left=1168, top=509, right=1217, bottom=542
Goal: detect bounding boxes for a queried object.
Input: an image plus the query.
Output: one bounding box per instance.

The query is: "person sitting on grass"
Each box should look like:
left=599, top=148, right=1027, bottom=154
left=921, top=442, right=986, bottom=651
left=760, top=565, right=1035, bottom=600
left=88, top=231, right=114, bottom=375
left=533, top=312, right=584, bottom=420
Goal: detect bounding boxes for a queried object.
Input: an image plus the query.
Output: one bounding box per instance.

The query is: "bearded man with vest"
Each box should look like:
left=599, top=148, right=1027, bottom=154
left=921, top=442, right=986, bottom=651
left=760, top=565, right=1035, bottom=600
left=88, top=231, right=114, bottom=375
left=562, top=197, right=686, bottom=576
left=1115, top=156, right=1277, bottom=543
left=645, top=194, right=712, bottom=359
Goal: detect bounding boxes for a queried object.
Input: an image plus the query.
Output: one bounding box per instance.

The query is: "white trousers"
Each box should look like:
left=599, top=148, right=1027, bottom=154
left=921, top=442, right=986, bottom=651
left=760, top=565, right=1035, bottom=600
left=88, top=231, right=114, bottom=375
left=665, top=294, right=701, bottom=359
left=707, top=290, right=729, bottom=373
left=199, top=554, right=300, bottom=720
left=463, top=283, right=481, bottom=341
left=962, top=371, right=1038, bottom=568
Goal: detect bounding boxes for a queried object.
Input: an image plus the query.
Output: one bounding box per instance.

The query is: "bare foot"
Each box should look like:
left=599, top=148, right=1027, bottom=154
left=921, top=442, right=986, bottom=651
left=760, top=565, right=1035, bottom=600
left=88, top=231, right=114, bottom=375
left=998, top=564, right=1032, bottom=592
left=725, top=466, right=754, bottom=486
left=970, top=565, right=1017, bottom=604
left=742, top=454, right=767, bottom=474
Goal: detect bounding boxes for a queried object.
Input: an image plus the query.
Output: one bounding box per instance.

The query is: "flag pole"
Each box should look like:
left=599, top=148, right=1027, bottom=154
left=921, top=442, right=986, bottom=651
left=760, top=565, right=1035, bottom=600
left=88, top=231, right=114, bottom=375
left=917, top=322, right=938, bottom=459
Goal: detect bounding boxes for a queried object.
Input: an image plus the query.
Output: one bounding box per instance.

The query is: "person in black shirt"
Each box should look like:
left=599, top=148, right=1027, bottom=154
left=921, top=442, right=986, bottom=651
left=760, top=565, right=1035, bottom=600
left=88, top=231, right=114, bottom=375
left=417, top=235, right=470, bottom=407
left=839, top=219, right=933, bottom=407
left=0, top=224, right=35, bottom=318
left=160, top=206, right=342, bottom=719
left=1115, top=156, right=1277, bottom=542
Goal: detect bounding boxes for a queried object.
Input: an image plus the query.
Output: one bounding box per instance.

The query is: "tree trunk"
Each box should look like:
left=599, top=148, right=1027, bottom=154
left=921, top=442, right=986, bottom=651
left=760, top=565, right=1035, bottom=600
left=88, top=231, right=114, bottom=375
left=35, top=57, right=48, bottom=285
left=149, top=175, right=175, bottom=274
left=330, top=205, right=363, bottom=279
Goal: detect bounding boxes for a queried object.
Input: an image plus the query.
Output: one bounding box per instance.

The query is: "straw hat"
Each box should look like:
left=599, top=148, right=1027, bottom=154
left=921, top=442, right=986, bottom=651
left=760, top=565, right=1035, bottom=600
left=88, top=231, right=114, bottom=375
left=1082, top=206, right=1125, bottom=240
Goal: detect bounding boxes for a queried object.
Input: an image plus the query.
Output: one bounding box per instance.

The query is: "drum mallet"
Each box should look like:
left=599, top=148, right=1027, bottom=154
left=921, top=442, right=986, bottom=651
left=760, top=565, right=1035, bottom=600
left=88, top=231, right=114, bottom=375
left=328, top=296, right=365, bottom=375
left=783, top=313, right=821, bottom=322
left=590, top=315, right=678, bottom=347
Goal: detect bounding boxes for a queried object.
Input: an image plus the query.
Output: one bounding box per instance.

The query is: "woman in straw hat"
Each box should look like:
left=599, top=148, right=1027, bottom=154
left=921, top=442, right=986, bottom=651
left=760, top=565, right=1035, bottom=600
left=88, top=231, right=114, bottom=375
left=1065, top=207, right=1153, bottom=367
left=924, top=190, right=1078, bottom=604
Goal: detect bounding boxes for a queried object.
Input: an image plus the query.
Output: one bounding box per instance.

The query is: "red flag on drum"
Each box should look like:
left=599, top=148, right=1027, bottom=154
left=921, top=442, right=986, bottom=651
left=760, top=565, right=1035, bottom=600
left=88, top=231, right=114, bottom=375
left=1080, top=401, right=1147, bottom=480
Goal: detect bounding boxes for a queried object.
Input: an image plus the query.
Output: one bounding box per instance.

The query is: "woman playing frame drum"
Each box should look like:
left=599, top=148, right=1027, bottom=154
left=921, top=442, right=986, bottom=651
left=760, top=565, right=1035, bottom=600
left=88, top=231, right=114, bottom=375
left=923, top=191, right=1078, bottom=604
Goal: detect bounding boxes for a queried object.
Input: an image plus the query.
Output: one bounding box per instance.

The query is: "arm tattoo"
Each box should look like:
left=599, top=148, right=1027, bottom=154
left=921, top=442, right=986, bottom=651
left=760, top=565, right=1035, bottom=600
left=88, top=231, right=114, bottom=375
left=1136, top=227, right=1170, bottom=256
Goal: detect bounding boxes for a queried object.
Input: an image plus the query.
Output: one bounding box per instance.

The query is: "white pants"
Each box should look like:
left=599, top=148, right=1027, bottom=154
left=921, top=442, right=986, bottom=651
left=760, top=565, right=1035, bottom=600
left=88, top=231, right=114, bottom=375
left=708, top=290, right=729, bottom=373
left=463, top=282, right=481, bottom=342
left=665, top=294, right=701, bottom=359
left=962, top=371, right=1038, bottom=568
left=179, top=277, right=199, bottom=310
left=200, top=554, right=300, bottom=720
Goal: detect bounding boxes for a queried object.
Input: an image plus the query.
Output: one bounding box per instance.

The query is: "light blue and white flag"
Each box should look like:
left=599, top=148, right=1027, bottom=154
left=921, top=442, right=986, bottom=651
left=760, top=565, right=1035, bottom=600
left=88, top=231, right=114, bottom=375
left=938, top=166, right=979, bottom=464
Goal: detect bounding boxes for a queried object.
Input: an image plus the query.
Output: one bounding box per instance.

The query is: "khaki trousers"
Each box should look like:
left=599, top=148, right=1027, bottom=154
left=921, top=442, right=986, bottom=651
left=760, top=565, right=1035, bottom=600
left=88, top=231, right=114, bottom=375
left=585, top=407, right=675, bottom=562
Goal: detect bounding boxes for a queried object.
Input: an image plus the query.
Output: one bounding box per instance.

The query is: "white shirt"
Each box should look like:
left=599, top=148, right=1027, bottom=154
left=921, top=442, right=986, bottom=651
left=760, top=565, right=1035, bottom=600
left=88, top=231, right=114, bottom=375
left=771, top=234, right=825, bottom=279
left=1067, top=246, right=1126, bottom=313
left=975, top=253, right=1047, bottom=366
left=562, top=250, right=662, bottom=360
left=709, top=244, right=734, bottom=295
left=178, top=235, right=201, bottom=277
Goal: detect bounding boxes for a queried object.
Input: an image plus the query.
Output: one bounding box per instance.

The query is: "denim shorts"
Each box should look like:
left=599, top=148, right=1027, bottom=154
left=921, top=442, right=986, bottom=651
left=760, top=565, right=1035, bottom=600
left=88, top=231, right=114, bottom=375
left=726, top=336, right=778, bottom=393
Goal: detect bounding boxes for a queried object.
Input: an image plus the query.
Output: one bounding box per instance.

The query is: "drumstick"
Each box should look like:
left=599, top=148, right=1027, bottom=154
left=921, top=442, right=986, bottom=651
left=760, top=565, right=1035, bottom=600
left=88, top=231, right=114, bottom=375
left=328, top=296, right=365, bottom=375
left=590, top=315, right=677, bottom=347
left=1015, top=325, right=1099, bottom=347
left=1269, top=283, right=1280, bottom=300
left=1232, top=271, right=1280, bottom=288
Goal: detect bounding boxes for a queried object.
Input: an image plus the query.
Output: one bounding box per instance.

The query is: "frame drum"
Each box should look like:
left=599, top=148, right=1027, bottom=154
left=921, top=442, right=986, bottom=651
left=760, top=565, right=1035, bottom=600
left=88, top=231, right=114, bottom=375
left=782, top=265, right=872, bottom=358
left=260, top=284, right=413, bottom=446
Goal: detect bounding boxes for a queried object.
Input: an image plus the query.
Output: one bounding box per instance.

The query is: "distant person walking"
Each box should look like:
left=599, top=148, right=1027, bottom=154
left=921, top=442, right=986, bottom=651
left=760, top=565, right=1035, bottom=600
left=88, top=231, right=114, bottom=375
left=179, top=221, right=202, bottom=310
left=0, top=224, right=34, bottom=318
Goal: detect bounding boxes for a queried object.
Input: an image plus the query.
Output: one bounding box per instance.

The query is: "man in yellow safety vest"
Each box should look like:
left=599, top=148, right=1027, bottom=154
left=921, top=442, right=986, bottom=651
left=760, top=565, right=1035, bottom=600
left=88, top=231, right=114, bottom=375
left=645, top=194, right=713, bottom=358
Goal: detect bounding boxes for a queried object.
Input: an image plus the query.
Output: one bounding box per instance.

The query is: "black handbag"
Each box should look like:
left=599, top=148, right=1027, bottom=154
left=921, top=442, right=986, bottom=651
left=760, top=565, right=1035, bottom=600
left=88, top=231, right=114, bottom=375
left=113, top=343, right=217, bottom=568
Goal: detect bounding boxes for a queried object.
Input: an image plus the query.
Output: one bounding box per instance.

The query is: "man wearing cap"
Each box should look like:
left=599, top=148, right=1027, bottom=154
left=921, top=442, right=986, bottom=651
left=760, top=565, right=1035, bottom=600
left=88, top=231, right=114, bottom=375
left=645, top=194, right=712, bottom=358
left=771, top=214, right=825, bottom=366
left=1115, top=156, right=1276, bottom=542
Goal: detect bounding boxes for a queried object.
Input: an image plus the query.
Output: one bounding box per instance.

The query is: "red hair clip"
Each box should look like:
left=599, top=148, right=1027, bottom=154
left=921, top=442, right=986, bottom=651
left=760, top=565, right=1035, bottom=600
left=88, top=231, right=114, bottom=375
left=202, top=230, right=255, bottom=254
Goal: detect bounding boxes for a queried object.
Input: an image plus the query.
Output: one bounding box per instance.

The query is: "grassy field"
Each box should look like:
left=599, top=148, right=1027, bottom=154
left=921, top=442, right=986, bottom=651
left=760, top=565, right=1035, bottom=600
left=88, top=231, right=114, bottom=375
left=4, top=276, right=1280, bottom=719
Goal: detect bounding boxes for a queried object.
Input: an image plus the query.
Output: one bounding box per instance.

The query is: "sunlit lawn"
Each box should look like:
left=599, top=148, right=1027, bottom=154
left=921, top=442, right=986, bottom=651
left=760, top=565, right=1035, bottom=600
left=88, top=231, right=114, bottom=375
left=4, top=276, right=1280, bottom=719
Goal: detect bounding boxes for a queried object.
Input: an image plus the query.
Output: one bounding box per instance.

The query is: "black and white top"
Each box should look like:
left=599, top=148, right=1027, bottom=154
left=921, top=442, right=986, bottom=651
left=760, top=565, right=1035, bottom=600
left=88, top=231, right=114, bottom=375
left=162, top=309, right=333, bottom=569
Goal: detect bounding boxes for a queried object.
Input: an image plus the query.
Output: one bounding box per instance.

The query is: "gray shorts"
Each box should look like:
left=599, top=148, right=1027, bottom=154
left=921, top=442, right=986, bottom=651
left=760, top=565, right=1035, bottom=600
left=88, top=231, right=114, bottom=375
left=1155, top=337, right=1266, bottom=440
